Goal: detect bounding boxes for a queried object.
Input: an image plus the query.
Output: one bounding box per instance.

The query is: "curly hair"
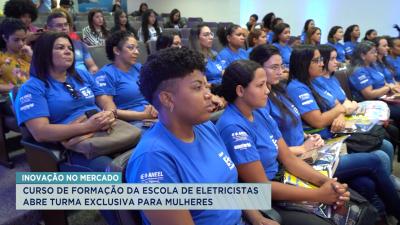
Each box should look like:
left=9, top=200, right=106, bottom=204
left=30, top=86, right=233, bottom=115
left=139, top=47, right=205, bottom=106
left=0, top=18, right=27, bottom=50
left=105, top=31, right=136, bottom=61
left=3, top=0, right=38, bottom=22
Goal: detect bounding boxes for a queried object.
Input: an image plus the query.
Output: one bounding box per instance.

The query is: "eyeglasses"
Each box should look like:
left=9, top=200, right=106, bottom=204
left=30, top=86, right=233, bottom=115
left=125, top=44, right=139, bottom=52
left=201, top=32, right=214, bottom=38
left=311, top=56, right=324, bottom=64
left=63, top=82, right=80, bottom=99
left=264, top=64, right=285, bottom=71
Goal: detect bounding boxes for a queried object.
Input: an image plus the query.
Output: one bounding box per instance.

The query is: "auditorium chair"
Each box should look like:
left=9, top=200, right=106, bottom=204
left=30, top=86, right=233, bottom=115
left=137, top=41, right=149, bottom=64
left=203, top=22, right=218, bottom=28
left=0, top=92, right=21, bottom=168
left=333, top=68, right=352, bottom=100
left=147, top=40, right=157, bottom=55
left=187, top=17, right=203, bottom=23
left=87, top=45, right=111, bottom=68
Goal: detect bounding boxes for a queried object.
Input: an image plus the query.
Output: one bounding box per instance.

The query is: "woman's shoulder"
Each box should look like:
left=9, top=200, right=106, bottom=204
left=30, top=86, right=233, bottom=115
left=19, top=76, right=46, bottom=93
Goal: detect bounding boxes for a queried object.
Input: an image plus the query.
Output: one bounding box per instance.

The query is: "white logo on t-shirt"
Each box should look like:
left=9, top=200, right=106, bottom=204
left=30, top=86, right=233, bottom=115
left=218, top=151, right=235, bottom=170
left=140, top=171, right=164, bottom=183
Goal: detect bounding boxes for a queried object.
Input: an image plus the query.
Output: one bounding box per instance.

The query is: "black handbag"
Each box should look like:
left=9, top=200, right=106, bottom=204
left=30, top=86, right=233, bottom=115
left=345, top=125, right=387, bottom=153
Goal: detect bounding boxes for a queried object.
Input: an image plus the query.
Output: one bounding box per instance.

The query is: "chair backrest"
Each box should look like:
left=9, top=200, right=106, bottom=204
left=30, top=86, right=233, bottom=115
left=137, top=41, right=148, bottom=64
left=148, top=40, right=157, bottom=55
left=333, top=69, right=353, bottom=100
left=203, top=22, right=218, bottom=28
left=87, top=46, right=111, bottom=68
left=188, top=17, right=203, bottom=23
left=108, top=150, right=142, bottom=225
left=180, top=28, right=191, bottom=39
left=186, top=21, right=200, bottom=28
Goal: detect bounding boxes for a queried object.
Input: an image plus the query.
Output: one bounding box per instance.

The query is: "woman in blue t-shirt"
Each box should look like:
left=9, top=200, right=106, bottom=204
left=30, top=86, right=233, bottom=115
left=14, top=32, right=118, bottom=224
left=304, top=27, right=321, bottom=46
left=300, top=19, right=315, bottom=44
left=326, top=26, right=346, bottom=63
left=216, top=24, right=248, bottom=67
left=287, top=45, right=394, bottom=171
left=250, top=44, right=400, bottom=220
left=190, top=24, right=227, bottom=85
left=217, top=59, right=350, bottom=225
left=343, top=24, right=360, bottom=60
left=348, top=41, right=400, bottom=120
left=387, top=37, right=400, bottom=81
left=372, top=36, right=399, bottom=85
left=94, top=31, right=157, bottom=127
left=271, top=23, right=292, bottom=68
left=246, top=28, right=266, bottom=55
left=126, top=48, right=276, bottom=225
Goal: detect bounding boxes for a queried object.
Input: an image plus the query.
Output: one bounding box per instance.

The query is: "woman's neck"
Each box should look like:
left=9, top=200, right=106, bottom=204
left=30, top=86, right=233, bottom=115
left=49, top=67, right=67, bottom=82
left=228, top=44, right=238, bottom=52
left=234, top=100, right=254, bottom=121
left=114, top=58, right=131, bottom=72
left=377, top=54, right=384, bottom=63
left=200, top=46, right=211, bottom=57
left=321, top=70, right=330, bottom=78
left=6, top=47, right=19, bottom=55
left=279, top=40, right=286, bottom=46
left=351, top=37, right=357, bottom=43
left=94, top=25, right=101, bottom=31
left=159, top=110, right=195, bottom=142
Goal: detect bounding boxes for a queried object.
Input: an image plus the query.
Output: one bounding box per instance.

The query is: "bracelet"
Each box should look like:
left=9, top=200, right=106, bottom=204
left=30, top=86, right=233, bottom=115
left=112, top=109, right=118, bottom=119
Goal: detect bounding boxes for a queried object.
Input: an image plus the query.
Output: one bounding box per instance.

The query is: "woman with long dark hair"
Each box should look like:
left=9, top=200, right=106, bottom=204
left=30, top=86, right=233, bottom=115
left=164, top=8, right=186, bottom=29
left=343, top=24, right=360, bottom=59
left=110, top=10, right=137, bottom=38
left=326, top=26, right=346, bottom=63
left=82, top=8, right=109, bottom=46
left=271, top=23, right=291, bottom=67
left=249, top=44, right=400, bottom=221
left=137, top=9, right=162, bottom=43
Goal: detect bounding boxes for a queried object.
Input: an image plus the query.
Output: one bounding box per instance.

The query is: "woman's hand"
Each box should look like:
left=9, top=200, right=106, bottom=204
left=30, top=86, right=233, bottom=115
left=316, top=179, right=343, bottom=205
left=342, top=100, right=357, bottom=115
left=21, top=45, right=33, bottom=57
left=210, top=94, right=226, bottom=112
left=84, top=111, right=115, bottom=132
left=331, top=114, right=346, bottom=132
left=303, top=134, right=324, bottom=150
left=252, top=217, right=280, bottom=225
left=142, top=105, right=158, bottom=119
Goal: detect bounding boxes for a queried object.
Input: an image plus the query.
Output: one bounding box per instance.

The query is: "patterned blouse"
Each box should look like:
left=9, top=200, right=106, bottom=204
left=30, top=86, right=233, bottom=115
left=82, top=26, right=107, bottom=46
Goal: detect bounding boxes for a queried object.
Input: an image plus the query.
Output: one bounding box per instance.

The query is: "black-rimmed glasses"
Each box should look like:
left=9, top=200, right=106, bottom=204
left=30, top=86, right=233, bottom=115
left=63, top=82, right=80, bottom=99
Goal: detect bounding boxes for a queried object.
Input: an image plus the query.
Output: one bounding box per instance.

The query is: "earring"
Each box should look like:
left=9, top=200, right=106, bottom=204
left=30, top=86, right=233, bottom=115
left=169, top=104, right=174, bottom=113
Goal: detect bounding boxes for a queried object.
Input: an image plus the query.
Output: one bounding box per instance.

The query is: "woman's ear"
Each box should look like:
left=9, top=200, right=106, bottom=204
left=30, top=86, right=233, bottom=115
left=113, top=46, right=120, bottom=56
left=235, top=85, right=245, bottom=98
left=158, top=90, right=174, bottom=112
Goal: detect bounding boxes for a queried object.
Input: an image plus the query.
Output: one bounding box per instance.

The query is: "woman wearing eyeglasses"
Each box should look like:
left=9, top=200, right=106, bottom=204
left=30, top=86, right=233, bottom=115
left=249, top=45, right=400, bottom=221
left=216, top=24, right=248, bottom=67
left=348, top=41, right=400, bottom=118
left=216, top=59, right=350, bottom=225
left=190, top=24, right=226, bottom=85
left=94, top=31, right=157, bottom=128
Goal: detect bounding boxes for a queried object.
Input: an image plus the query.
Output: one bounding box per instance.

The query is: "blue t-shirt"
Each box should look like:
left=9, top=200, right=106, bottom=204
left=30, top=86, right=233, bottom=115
left=327, top=42, right=346, bottom=63
left=216, top=47, right=248, bottom=67
left=348, top=66, right=386, bottom=101
left=386, top=55, right=400, bottom=81
left=73, top=40, right=92, bottom=73
left=216, top=104, right=281, bottom=180
left=374, top=62, right=395, bottom=84
left=266, top=31, right=274, bottom=44
left=287, top=79, right=334, bottom=139
left=313, top=76, right=347, bottom=103
left=300, top=32, right=306, bottom=44
left=272, top=43, right=292, bottom=67
left=126, top=121, right=242, bottom=225
left=246, top=47, right=253, bottom=55
left=15, top=69, right=102, bottom=125
left=344, top=41, right=358, bottom=58
left=266, top=96, right=304, bottom=147
left=95, top=63, right=148, bottom=113
left=205, top=51, right=227, bottom=85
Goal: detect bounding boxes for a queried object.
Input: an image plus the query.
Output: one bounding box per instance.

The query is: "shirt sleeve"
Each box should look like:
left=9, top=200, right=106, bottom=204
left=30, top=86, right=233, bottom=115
left=78, top=69, right=104, bottom=96
left=15, top=81, right=49, bottom=126
left=94, top=67, right=116, bottom=96
left=287, top=84, right=320, bottom=115
left=349, top=68, right=372, bottom=91
left=126, top=151, right=180, bottom=183
left=219, top=124, right=260, bottom=166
